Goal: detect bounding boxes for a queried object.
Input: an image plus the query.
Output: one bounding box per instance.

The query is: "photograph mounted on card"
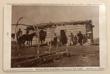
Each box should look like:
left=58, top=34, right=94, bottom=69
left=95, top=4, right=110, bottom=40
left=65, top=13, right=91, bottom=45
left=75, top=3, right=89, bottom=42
left=3, top=4, right=107, bottom=71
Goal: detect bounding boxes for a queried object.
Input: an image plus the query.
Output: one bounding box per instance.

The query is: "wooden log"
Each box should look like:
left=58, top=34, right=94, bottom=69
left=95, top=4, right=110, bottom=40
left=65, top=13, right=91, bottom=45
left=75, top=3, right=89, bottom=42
left=12, top=50, right=70, bottom=67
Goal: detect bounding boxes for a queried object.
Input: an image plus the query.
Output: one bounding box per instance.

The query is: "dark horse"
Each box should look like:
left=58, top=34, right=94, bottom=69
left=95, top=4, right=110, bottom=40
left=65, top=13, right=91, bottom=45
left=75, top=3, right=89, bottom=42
left=17, top=32, right=36, bottom=48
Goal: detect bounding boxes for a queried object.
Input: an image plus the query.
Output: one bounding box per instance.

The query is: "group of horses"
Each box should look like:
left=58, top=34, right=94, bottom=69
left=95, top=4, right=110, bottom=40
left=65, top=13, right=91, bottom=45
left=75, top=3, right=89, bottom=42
left=16, top=29, right=48, bottom=48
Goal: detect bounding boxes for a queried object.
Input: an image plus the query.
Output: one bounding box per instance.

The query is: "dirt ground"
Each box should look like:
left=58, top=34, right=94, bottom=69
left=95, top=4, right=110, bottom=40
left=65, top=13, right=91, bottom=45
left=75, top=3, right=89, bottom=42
left=11, top=44, right=99, bottom=67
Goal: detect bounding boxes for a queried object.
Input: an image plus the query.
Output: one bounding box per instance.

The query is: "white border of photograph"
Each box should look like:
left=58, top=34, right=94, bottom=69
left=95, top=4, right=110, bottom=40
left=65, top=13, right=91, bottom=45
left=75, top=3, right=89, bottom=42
left=3, top=4, right=107, bottom=71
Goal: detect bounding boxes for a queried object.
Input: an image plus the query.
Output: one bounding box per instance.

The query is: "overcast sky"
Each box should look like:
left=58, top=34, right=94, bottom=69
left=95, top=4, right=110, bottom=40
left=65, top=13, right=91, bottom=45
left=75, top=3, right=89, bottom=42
left=12, top=5, right=99, bottom=38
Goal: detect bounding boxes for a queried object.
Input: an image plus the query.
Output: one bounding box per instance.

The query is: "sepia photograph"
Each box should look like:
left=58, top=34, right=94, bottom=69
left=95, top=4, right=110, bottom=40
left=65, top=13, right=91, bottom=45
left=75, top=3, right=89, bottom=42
left=0, top=0, right=109, bottom=73
left=10, top=5, right=100, bottom=68
left=8, top=5, right=102, bottom=69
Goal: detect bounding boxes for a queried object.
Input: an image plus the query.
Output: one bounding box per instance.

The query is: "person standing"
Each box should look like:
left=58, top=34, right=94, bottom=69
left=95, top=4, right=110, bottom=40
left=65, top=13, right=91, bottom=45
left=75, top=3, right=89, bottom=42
left=73, top=35, right=78, bottom=45
left=16, top=28, right=23, bottom=41
left=53, top=33, right=58, bottom=47
left=39, top=29, right=47, bottom=44
left=83, top=34, right=87, bottom=44
left=70, top=33, right=74, bottom=46
left=60, top=30, right=67, bottom=46
left=77, top=31, right=83, bottom=45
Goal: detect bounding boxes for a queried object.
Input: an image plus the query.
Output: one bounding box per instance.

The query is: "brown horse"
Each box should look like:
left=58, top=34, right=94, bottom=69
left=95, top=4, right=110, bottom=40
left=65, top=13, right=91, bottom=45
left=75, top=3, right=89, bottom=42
left=17, top=32, right=36, bottom=48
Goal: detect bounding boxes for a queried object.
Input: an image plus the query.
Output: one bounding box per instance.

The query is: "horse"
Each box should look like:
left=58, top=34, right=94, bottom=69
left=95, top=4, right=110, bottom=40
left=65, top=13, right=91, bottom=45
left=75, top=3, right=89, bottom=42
left=17, top=32, right=36, bottom=48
